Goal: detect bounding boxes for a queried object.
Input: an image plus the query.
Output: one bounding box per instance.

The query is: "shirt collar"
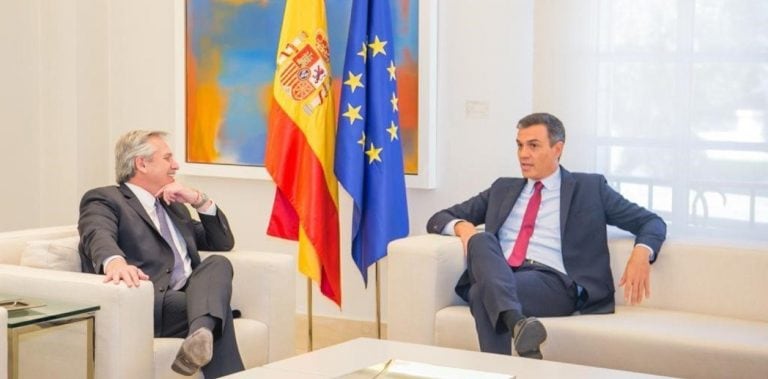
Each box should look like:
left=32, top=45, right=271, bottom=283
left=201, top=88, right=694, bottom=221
left=525, top=166, right=562, bottom=192
left=125, top=182, right=158, bottom=211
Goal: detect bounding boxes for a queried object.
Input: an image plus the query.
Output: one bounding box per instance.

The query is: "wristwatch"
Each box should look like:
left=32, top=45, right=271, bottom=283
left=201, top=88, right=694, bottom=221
left=192, top=191, right=210, bottom=209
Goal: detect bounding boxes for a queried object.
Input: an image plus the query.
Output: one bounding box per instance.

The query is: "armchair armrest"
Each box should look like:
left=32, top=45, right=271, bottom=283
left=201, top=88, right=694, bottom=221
left=200, top=250, right=295, bottom=362
left=387, top=234, right=466, bottom=345
left=0, top=264, right=154, bottom=379
left=1, top=307, right=7, bottom=378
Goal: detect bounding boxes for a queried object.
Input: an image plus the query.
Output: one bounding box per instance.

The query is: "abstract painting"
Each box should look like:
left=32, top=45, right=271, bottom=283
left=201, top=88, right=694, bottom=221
left=185, top=0, right=423, bottom=174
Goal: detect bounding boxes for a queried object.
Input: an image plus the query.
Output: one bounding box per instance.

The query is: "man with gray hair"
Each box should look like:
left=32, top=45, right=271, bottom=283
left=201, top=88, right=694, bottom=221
left=78, top=130, right=244, bottom=377
left=428, top=113, right=666, bottom=359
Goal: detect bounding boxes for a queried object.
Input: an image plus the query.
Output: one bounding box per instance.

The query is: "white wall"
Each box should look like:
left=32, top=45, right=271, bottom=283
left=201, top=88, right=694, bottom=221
left=1, top=0, right=42, bottom=231
left=532, top=0, right=599, bottom=170
left=0, top=0, right=534, bottom=321
left=0, top=0, right=109, bottom=231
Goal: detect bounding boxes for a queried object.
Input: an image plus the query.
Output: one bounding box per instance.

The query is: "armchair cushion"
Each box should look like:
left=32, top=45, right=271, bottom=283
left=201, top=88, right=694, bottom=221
left=152, top=318, right=268, bottom=379
left=20, top=236, right=81, bottom=272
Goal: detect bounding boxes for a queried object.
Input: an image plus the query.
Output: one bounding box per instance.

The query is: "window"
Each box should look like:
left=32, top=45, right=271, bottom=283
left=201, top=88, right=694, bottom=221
left=535, top=0, right=768, bottom=242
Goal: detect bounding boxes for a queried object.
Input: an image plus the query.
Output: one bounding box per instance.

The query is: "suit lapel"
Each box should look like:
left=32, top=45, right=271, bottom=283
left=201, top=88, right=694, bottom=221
left=119, top=184, right=160, bottom=235
left=121, top=184, right=200, bottom=265
left=560, top=167, right=576, bottom=238
left=495, top=179, right=525, bottom=233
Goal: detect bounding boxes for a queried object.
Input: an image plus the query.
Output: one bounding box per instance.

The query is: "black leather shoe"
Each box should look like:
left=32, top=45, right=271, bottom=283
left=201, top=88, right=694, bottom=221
left=172, top=327, right=213, bottom=376
left=513, top=317, right=547, bottom=359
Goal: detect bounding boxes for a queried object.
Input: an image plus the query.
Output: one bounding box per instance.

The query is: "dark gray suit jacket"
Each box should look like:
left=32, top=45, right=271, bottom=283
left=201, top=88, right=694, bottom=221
left=427, top=167, right=666, bottom=314
left=78, top=184, right=235, bottom=331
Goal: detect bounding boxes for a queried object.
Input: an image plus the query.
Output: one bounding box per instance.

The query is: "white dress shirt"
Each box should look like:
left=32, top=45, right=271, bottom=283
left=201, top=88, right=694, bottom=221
left=498, top=168, right=566, bottom=273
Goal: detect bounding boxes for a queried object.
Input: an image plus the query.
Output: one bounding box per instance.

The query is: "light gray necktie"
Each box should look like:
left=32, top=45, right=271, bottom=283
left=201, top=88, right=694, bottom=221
left=155, top=200, right=187, bottom=290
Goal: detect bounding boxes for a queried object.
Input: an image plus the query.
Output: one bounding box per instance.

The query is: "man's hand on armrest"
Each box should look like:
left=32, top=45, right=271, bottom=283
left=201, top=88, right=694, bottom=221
left=619, top=245, right=652, bottom=305
left=104, top=257, right=149, bottom=288
left=454, top=221, right=478, bottom=257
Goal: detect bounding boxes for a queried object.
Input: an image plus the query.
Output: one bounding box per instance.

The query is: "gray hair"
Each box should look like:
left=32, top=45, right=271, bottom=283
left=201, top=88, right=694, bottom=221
left=115, top=130, right=168, bottom=184
left=517, top=112, right=566, bottom=146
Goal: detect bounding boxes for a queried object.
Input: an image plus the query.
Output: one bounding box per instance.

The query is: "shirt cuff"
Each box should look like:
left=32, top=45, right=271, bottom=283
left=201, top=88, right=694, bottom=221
left=196, top=201, right=218, bottom=216
left=636, top=243, right=655, bottom=261
left=442, top=219, right=465, bottom=236
left=102, top=255, right=126, bottom=272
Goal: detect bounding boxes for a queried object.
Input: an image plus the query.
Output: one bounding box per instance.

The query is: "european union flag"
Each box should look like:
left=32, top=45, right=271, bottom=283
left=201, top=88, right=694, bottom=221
left=335, top=0, right=409, bottom=284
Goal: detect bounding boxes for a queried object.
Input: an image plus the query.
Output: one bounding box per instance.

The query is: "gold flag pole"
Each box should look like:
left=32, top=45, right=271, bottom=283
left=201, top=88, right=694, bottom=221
left=375, top=262, right=382, bottom=339
left=307, top=278, right=314, bottom=351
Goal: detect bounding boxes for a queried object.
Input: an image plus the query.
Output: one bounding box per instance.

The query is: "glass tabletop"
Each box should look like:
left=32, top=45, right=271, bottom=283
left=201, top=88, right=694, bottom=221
left=1, top=294, right=100, bottom=328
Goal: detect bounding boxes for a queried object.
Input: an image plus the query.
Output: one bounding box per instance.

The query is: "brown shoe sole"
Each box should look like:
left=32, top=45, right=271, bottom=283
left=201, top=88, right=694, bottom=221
left=171, top=328, right=213, bottom=376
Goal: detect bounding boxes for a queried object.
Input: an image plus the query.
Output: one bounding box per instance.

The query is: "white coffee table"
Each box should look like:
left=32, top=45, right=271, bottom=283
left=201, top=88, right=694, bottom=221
left=225, top=338, right=671, bottom=378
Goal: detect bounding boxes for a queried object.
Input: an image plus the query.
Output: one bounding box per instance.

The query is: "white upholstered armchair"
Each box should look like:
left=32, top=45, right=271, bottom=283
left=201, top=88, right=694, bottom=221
left=0, top=225, right=295, bottom=379
left=1, top=307, right=7, bottom=379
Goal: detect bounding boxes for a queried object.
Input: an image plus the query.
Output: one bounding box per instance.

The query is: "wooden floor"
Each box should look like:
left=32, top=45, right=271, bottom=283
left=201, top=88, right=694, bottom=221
left=294, top=314, right=388, bottom=355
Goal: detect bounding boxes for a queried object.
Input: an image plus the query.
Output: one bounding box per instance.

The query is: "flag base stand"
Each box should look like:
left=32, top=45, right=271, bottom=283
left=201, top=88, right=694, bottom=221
left=376, top=262, right=382, bottom=339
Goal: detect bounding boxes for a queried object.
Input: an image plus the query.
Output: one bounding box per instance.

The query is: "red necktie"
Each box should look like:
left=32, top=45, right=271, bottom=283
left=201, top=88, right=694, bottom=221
left=508, top=181, right=544, bottom=267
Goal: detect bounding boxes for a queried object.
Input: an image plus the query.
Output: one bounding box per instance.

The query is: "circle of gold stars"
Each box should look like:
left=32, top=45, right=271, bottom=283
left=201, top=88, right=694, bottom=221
left=342, top=34, right=401, bottom=165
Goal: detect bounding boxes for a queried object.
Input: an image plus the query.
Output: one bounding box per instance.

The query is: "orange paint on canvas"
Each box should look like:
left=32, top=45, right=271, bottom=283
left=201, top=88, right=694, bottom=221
left=258, top=82, right=273, bottom=119
left=397, top=49, right=419, bottom=174
left=186, top=44, right=227, bottom=163
left=331, top=77, right=342, bottom=120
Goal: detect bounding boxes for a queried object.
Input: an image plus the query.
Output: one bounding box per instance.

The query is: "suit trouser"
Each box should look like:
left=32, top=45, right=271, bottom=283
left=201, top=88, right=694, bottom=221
left=160, top=255, right=245, bottom=378
left=456, top=232, right=579, bottom=355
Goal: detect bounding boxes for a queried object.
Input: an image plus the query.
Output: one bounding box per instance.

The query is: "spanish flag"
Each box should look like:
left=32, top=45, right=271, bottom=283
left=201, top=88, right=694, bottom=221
left=265, top=0, right=341, bottom=306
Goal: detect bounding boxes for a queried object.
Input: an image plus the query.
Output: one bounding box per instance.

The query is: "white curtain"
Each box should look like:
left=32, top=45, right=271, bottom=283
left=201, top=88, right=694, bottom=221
left=534, top=0, right=768, bottom=242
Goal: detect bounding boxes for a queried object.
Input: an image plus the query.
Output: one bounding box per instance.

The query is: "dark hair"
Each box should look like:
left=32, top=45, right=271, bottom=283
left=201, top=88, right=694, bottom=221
left=517, top=113, right=565, bottom=146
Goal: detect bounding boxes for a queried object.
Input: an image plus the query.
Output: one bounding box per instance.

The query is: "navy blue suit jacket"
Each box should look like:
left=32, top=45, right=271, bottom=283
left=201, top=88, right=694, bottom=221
left=427, top=167, right=666, bottom=314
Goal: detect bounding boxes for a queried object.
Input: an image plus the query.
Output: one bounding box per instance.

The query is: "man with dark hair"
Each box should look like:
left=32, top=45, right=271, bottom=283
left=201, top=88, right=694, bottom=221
left=427, top=113, right=666, bottom=359
left=78, top=130, right=244, bottom=377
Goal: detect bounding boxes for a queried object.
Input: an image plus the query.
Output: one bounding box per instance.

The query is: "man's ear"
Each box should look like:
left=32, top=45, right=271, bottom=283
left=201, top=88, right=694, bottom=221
left=554, top=141, right=564, bottom=161
left=134, top=156, right=147, bottom=173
